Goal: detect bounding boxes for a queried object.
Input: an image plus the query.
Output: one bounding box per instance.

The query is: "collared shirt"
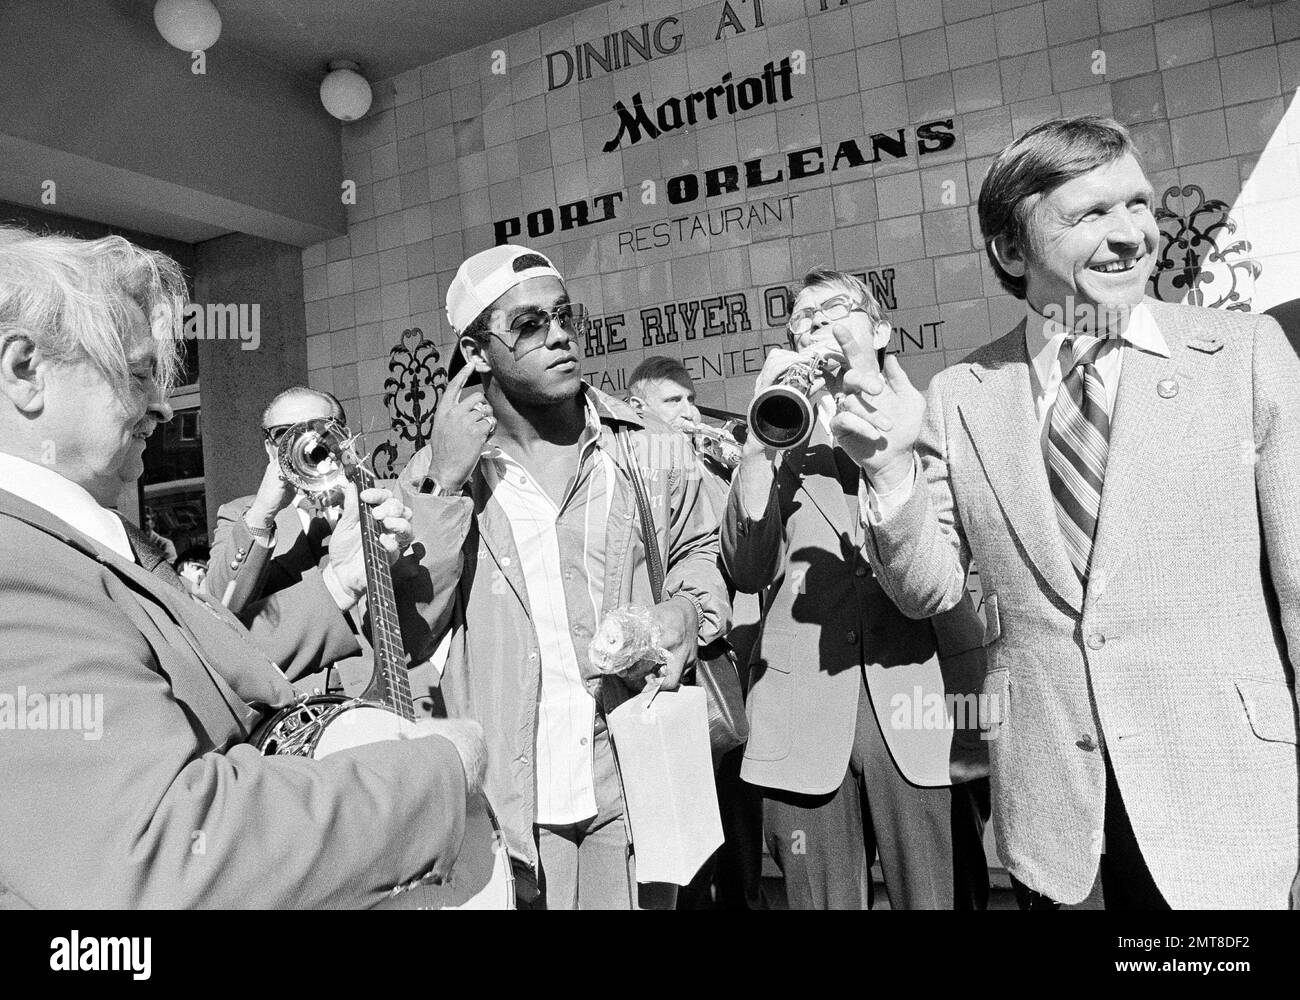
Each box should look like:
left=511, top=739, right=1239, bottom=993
left=1024, top=300, right=1170, bottom=459
left=865, top=300, right=1171, bottom=521
left=483, top=393, right=618, bottom=826
left=0, top=451, right=133, bottom=561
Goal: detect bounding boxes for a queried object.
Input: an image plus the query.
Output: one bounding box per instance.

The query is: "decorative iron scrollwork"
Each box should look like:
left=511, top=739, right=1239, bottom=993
left=368, top=327, right=448, bottom=478
left=1150, top=184, right=1261, bottom=311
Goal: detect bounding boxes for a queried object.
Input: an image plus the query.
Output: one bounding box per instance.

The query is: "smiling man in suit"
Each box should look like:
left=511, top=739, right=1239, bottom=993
left=834, top=116, right=1300, bottom=909
left=0, top=225, right=484, bottom=908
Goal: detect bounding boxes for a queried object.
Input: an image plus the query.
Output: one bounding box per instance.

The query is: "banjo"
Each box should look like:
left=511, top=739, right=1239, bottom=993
left=251, top=418, right=514, bottom=910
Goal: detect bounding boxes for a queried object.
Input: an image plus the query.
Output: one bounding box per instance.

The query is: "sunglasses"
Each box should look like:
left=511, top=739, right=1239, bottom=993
left=494, top=303, right=588, bottom=353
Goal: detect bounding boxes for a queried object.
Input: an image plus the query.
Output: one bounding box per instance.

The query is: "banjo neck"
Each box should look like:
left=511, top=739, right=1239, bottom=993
left=352, top=464, right=416, bottom=722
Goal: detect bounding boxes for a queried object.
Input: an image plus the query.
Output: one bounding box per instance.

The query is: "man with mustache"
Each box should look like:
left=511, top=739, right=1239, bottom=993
left=399, top=244, right=729, bottom=909
left=836, top=116, right=1300, bottom=909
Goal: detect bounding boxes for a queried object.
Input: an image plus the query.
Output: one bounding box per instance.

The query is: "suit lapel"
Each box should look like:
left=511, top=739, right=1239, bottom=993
left=958, top=322, right=1084, bottom=613
left=1089, top=310, right=1195, bottom=592
left=786, top=417, right=858, bottom=543
left=0, top=493, right=285, bottom=736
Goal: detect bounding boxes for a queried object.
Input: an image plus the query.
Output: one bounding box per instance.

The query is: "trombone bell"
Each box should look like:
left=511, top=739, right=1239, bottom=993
left=277, top=418, right=350, bottom=501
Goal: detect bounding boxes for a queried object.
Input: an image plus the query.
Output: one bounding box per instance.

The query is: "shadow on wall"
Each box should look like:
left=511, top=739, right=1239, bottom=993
left=1265, top=298, right=1300, bottom=355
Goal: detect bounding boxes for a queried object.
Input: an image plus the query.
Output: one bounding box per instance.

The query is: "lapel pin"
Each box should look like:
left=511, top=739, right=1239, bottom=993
left=1157, top=378, right=1179, bottom=399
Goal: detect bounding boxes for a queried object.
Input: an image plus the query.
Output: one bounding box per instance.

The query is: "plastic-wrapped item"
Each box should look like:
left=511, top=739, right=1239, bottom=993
left=589, top=605, right=667, bottom=676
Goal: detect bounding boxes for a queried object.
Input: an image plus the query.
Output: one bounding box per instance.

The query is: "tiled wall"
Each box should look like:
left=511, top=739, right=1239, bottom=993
left=302, top=0, right=1300, bottom=465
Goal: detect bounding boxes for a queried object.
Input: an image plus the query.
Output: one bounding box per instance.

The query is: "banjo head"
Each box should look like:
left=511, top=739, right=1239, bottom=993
left=255, top=699, right=514, bottom=909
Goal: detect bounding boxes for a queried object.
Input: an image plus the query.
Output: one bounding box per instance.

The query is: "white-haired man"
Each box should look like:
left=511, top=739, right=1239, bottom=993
left=0, top=225, right=483, bottom=908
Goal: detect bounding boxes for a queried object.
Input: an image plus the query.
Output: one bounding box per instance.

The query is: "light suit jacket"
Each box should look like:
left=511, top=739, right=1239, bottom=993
left=862, top=299, right=1300, bottom=908
left=206, top=496, right=344, bottom=612
left=0, top=489, right=469, bottom=908
left=722, top=419, right=988, bottom=795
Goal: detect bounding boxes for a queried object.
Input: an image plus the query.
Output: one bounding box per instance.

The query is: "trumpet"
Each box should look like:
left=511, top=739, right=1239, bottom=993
left=682, top=418, right=747, bottom=470
left=748, top=348, right=844, bottom=450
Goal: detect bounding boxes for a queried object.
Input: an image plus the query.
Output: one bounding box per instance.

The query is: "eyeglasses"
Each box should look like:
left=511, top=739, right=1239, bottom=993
left=263, top=424, right=295, bottom=445
left=494, top=303, right=588, bottom=353
left=787, top=294, right=873, bottom=338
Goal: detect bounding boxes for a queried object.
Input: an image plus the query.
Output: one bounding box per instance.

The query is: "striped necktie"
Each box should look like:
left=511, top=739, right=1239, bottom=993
left=1046, top=335, right=1110, bottom=583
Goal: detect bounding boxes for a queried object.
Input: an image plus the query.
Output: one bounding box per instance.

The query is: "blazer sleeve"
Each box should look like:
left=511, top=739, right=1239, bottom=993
left=204, top=499, right=260, bottom=608
left=0, top=550, right=469, bottom=909
left=861, top=374, right=973, bottom=620
left=1252, top=316, right=1300, bottom=669
left=720, top=462, right=785, bottom=594
left=233, top=568, right=362, bottom=682
left=657, top=436, right=731, bottom=645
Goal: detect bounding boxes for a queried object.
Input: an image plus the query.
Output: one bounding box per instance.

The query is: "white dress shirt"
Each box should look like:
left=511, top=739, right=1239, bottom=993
left=484, top=396, right=616, bottom=826
left=865, top=301, right=1171, bottom=520
left=0, top=451, right=134, bottom=561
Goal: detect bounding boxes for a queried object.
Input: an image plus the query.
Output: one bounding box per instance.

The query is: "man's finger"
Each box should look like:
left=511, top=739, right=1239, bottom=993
left=843, top=368, right=886, bottom=397
left=830, top=410, right=886, bottom=444
left=444, top=358, right=475, bottom=405
left=359, top=486, right=392, bottom=506
left=336, top=481, right=360, bottom=525
left=838, top=392, right=892, bottom=431
left=881, top=353, right=915, bottom=391
left=830, top=319, right=874, bottom=375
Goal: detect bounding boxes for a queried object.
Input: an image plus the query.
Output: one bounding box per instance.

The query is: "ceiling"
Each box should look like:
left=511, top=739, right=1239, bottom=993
left=122, top=0, right=607, bottom=83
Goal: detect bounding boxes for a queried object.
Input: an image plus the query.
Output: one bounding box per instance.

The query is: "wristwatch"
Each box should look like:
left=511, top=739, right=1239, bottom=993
left=419, top=478, right=463, bottom=497
left=241, top=511, right=275, bottom=541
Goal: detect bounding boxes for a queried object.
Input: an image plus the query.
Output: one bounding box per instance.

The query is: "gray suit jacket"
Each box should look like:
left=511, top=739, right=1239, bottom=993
left=863, top=298, right=1300, bottom=908
left=0, top=489, right=469, bottom=908
left=723, top=418, right=988, bottom=795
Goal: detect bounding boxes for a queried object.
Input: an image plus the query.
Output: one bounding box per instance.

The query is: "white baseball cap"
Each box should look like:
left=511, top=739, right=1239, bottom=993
left=445, top=244, right=562, bottom=334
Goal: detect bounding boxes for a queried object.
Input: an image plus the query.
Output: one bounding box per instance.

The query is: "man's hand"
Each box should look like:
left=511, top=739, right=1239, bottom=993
left=245, top=457, right=297, bottom=534
left=408, top=718, right=488, bottom=798
left=828, top=321, right=925, bottom=493
left=424, top=363, right=494, bottom=490
left=646, top=596, right=700, bottom=691
left=755, top=347, right=805, bottom=395
left=326, top=483, right=415, bottom=603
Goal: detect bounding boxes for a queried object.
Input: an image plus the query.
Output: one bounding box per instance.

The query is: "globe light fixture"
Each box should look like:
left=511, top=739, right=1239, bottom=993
left=320, top=61, right=373, bottom=122
left=153, top=0, right=222, bottom=52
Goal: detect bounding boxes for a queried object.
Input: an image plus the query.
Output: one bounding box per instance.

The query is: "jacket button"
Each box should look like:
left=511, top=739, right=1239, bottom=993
left=518, top=754, right=529, bottom=765
left=501, top=556, right=511, bottom=567
left=229, top=560, right=239, bottom=570
left=854, top=565, right=867, bottom=577
left=1077, top=734, right=1097, bottom=752
left=1087, top=633, right=1106, bottom=650
left=846, top=630, right=857, bottom=643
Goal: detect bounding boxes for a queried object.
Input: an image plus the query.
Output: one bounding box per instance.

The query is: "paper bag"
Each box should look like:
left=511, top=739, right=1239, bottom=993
left=608, top=685, right=724, bottom=885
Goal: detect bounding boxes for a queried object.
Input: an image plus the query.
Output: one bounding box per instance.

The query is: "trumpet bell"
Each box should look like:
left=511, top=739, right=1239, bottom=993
left=277, top=418, right=350, bottom=500
left=748, top=385, right=815, bottom=450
